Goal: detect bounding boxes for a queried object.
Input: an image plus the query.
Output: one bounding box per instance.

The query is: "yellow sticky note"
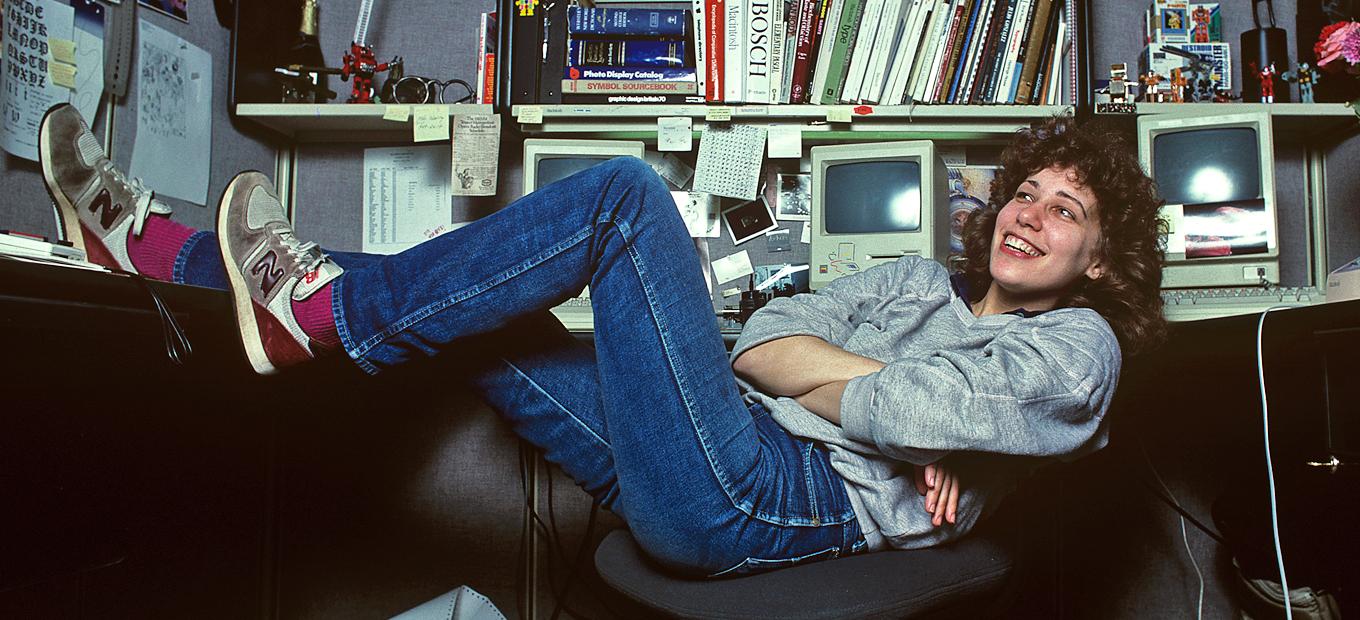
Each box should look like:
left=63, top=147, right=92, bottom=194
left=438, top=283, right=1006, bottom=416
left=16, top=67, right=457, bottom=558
left=412, top=105, right=450, bottom=142
left=519, top=106, right=544, bottom=124
left=50, top=62, right=77, bottom=89
left=383, top=105, right=410, bottom=122
left=825, top=107, right=853, bottom=123
left=705, top=107, right=734, bottom=122
left=50, top=38, right=77, bottom=65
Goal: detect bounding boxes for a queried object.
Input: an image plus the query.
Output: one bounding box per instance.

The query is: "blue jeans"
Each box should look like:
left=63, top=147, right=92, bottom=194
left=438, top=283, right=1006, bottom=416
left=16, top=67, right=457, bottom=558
left=176, top=157, right=863, bottom=576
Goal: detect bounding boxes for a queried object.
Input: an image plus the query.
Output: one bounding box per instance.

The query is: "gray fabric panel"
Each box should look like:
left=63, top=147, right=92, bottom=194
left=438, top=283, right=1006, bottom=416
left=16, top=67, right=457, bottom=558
left=110, top=7, right=277, bottom=231
left=1275, top=142, right=1311, bottom=286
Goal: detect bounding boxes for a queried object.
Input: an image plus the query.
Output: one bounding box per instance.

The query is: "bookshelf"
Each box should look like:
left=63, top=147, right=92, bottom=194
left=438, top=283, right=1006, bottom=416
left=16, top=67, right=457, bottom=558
left=235, top=103, right=496, bottom=142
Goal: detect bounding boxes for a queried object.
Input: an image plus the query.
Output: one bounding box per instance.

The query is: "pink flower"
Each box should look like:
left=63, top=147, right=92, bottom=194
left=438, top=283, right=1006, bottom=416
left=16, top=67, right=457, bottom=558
left=1315, top=21, right=1360, bottom=72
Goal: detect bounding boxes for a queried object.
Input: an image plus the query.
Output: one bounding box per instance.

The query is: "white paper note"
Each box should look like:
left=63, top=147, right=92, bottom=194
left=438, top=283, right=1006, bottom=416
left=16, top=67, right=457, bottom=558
left=800, top=223, right=810, bottom=244
left=0, top=0, right=75, bottom=161
left=363, top=145, right=453, bottom=254
left=644, top=151, right=695, bottom=189
left=712, top=250, right=755, bottom=284
left=767, top=125, right=802, bottom=158
left=657, top=116, right=693, bottom=152
left=128, top=19, right=213, bottom=205
left=693, top=124, right=767, bottom=201
left=450, top=114, right=500, bottom=196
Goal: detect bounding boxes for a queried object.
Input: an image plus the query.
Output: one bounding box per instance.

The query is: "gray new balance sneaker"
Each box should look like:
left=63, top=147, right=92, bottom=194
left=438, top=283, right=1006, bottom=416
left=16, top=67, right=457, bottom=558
left=38, top=103, right=171, bottom=271
left=217, top=171, right=343, bottom=375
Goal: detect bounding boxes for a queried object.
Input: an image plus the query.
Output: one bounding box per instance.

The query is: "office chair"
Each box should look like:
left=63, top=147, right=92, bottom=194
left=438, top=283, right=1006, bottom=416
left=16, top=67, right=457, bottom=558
left=593, top=483, right=1057, bottom=619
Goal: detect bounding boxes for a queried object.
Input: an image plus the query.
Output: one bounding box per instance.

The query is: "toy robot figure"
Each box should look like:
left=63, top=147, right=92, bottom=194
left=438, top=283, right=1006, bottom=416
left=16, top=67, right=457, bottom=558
left=1140, top=72, right=1166, bottom=102
left=1284, top=62, right=1320, bottom=104
left=1191, top=6, right=1212, bottom=43
left=1109, top=63, right=1136, bottom=103
left=340, top=42, right=396, bottom=103
left=1257, top=62, right=1278, bottom=103
left=1169, top=68, right=1188, bottom=103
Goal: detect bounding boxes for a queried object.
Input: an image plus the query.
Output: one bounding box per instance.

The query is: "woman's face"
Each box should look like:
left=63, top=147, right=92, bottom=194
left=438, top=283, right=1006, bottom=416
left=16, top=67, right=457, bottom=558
left=985, top=166, right=1105, bottom=312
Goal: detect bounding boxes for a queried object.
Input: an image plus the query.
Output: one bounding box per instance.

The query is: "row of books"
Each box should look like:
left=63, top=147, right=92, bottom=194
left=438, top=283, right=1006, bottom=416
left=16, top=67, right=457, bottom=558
left=709, top=0, right=1074, bottom=105
left=496, top=0, right=1077, bottom=106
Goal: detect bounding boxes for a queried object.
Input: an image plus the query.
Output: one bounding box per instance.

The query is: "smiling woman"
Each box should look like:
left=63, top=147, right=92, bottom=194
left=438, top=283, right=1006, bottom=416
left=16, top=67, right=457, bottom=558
left=958, top=116, right=1169, bottom=358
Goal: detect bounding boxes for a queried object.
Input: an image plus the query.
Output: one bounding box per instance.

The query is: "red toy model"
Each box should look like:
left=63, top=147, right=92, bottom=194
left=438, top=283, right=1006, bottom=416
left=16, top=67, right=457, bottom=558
left=1191, top=6, right=1212, bottom=43
left=340, top=42, right=395, bottom=103
left=1258, top=62, right=1277, bottom=103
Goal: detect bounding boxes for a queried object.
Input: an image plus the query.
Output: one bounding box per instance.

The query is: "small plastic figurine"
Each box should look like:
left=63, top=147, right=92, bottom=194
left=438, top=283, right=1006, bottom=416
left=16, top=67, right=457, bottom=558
left=1108, top=63, right=1136, bottom=103
left=1257, top=62, right=1278, bottom=103
left=340, top=42, right=398, bottom=103
left=1169, top=67, right=1188, bottom=103
left=1283, top=62, right=1320, bottom=103
left=1140, top=72, right=1166, bottom=103
left=1191, top=6, right=1212, bottom=43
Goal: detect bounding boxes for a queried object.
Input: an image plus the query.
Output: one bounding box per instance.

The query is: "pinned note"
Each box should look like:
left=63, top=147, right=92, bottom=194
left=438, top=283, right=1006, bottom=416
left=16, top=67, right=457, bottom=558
left=50, top=63, right=77, bottom=89
left=658, top=116, right=693, bottom=152
left=412, top=105, right=450, bottom=142
left=705, top=107, right=734, bottom=122
left=767, top=125, right=802, bottom=158
left=519, top=106, right=544, bottom=124
left=712, top=250, right=755, bottom=284
left=383, top=105, right=411, bottom=122
left=50, top=38, right=77, bottom=64
left=826, top=107, right=853, bottom=123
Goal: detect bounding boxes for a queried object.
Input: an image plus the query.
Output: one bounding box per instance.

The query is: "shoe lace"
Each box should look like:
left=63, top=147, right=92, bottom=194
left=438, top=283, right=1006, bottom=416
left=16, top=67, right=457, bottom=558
left=274, top=226, right=327, bottom=274
left=99, top=160, right=171, bottom=237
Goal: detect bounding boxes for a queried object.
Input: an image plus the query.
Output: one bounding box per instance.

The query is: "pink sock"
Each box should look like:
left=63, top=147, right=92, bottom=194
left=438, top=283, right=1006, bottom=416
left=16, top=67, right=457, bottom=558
left=127, top=215, right=196, bottom=281
left=292, top=282, right=340, bottom=350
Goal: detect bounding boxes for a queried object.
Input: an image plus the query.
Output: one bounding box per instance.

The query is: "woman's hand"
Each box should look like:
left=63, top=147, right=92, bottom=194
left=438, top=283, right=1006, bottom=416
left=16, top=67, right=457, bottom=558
left=913, top=461, right=959, bottom=526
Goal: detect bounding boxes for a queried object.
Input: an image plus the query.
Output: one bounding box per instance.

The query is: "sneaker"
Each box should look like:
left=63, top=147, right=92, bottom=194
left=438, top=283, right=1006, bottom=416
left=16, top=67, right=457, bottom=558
left=38, top=103, right=171, bottom=272
left=217, top=171, right=343, bottom=375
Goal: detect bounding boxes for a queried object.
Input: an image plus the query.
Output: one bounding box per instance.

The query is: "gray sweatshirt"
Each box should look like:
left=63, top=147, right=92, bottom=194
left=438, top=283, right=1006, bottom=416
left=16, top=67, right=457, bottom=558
left=730, top=256, right=1121, bottom=550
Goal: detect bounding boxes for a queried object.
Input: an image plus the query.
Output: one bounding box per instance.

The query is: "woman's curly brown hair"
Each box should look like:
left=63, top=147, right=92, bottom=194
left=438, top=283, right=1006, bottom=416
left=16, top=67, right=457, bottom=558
left=957, top=115, right=1168, bottom=357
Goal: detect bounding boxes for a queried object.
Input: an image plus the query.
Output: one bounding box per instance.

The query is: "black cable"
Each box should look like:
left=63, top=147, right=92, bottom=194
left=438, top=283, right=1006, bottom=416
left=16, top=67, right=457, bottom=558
left=519, top=445, right=593, bottom=620
left=551, top=500, right=600, bottom=620
left=121, top=270, right=192, bottom=365
left=1136, top=440, right=1229, bottom=547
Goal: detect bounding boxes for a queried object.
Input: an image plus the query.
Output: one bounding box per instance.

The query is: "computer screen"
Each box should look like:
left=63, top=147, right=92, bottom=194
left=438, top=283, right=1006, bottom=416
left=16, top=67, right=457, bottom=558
left=1138, top=111, right=1279, bottom=288
left=522, top=139, right=647, bottom=194
left=810, top=141, right=949, bottom=290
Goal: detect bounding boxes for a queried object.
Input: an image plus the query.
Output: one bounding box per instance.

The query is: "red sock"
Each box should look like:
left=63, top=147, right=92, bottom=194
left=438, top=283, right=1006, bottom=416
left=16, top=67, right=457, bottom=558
left=292, top=282, right=340, bottom=350
left=126, top=215, right=196, bottom=281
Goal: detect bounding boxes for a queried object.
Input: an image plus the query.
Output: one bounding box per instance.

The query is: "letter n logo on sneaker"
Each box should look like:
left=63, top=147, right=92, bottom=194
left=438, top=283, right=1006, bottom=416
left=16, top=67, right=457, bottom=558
left=252, top=250, right=286, bottom=297
left=88, top=188, right=123, bottom=230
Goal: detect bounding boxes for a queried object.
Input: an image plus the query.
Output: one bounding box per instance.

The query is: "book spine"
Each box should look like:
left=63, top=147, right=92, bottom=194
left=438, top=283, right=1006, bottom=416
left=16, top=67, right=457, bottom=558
left=568, top=39, right=687, bottom=67
left=993, top=0, right=1031, bottom=102
left=565, top=66, right=698, bottom=81
left=477, top=13, right=489, bottom=103
left=957, top=0, right=997, bottom=102
left=561, top=79, right=700, bottom=94
left=787, top=0, right=819, bottom=103
left=745, top=0, right=774, bottom=103
left=808, top=0, right=842, bottom=102
left=483, top=53, right=496, bottom=103
left=840, top=0, right=884, bottom=102
left=908, top=0, right=949, bottom=100
left=864, top=0, right=907, bottom=103
left=818, top=0, right=862, bottom=103
left=928, top=0, right=967, bottom=102
left=1013, top=0, right=1053, bottom=103
left=781, top=0, right=799, bottom=102
left=510, top=0, right=542, bottom=104
left=882, top=0, right=924, bottom=104
left=693, top=0, right=707, bottom=98
left=706, top=0, right=725, bottom=100
left=977, top=0, right=1014, bottom=103
left=767, top=0, right=785, bottom=103
left=1030, top=2, right=1061, bottom=103
left=567, top=7, right=690, bottom=38
left=945, top=0, right=983, bottom=102
left=725, top=0, right=745, bottom=101
left=563, top=92, right=708, bottom=104
left=939, top=0, right=975, bottom=102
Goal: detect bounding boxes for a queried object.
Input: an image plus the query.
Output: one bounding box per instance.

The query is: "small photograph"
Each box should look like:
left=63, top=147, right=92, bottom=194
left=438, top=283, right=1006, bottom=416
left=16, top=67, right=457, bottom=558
left=1161, top=8, right=1188, bottom=36
left=722, top=198, right=779, bottom=246
left=947, top=166, right=997, bottom=254
left=775, top=173, right=811, bottom=221
left=139, top=0, right=189, bottom=22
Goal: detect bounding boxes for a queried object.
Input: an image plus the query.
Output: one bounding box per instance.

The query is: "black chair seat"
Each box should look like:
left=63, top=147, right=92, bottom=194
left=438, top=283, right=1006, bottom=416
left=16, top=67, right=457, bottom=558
left=593, top=521, right=1020, bottom=620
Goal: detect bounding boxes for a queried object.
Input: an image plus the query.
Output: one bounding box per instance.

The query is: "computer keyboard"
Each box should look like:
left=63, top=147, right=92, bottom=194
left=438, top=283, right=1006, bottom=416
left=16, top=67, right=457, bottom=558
left=1161, top=286, right=1322, bottom=322
left=550, top=295, right=595, bottom=331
